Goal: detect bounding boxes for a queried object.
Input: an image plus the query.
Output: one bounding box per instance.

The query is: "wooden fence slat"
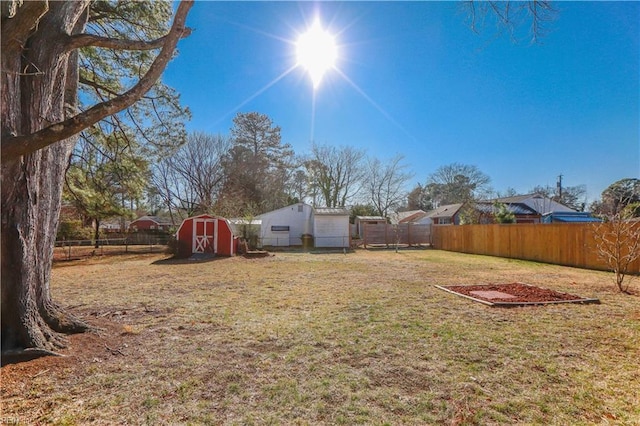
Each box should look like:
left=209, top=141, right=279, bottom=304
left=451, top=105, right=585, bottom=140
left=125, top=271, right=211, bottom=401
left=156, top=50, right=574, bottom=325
left=360, top=223, right=431, bottom=247
left=431, top=223, right=640, bottom=273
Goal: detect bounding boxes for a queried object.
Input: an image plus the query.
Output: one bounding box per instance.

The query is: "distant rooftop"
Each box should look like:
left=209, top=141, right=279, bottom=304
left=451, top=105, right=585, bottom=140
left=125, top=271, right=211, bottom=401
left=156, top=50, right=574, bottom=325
left=131, top=215, right=173, bottom=225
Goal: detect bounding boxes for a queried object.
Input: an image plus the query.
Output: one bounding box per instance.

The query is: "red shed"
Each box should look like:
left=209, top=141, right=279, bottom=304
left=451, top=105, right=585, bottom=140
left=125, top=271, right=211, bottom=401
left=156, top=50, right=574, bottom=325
left=175, top=214, right=238, bottom=257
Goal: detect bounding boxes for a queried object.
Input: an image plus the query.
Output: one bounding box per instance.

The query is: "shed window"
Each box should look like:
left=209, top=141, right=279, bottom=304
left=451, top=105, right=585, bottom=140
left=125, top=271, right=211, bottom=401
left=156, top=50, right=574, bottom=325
left=271, top=225, right=290, bottom=232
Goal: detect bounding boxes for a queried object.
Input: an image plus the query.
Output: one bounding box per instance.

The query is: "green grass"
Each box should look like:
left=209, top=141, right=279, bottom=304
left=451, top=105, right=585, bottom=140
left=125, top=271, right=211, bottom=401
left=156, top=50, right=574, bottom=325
left=2, top=249, right=639, bottom=425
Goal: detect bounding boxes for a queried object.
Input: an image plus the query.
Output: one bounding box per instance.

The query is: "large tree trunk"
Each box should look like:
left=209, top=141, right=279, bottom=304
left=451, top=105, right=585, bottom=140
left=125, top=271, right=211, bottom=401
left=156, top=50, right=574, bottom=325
left=2, top=0, right=193, bottom=361
left=1, top=1, right=91, bottom=357
left=94, top=218, right=100, bottom=249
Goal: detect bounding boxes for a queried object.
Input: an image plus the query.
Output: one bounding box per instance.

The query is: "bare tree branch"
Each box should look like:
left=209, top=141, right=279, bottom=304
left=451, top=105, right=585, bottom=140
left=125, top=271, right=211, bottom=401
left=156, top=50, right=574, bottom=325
left=465, top=0, right=555, bottom=44
left=1, top=0, right=193, bottom=162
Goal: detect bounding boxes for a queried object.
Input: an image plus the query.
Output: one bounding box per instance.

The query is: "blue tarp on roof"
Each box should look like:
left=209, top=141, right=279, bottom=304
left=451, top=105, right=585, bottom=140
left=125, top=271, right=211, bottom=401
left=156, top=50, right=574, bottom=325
left=542, top=212, right=601, bottom=223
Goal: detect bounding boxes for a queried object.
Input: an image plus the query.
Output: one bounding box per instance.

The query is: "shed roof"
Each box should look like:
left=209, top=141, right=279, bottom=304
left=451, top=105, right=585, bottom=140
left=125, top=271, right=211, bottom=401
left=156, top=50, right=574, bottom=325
left=314, top=207, right=350, bottom=216
left=175, top=214, right=234, bottom=237
left=227, top=218, right=262, bottom=225
left=355, top=215, right=386, bottom=221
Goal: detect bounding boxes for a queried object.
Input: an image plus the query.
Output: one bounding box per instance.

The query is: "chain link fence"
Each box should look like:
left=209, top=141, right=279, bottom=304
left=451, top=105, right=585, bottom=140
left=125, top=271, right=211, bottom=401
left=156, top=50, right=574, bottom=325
left=54, top=235, right=171, bottom=261
left=257, top=235, right=351, bottom=250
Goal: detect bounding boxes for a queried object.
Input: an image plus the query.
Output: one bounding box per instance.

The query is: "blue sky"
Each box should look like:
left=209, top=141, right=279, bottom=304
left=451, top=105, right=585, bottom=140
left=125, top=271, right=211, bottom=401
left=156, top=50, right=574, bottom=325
left=163, top=1, right=639, bottom=204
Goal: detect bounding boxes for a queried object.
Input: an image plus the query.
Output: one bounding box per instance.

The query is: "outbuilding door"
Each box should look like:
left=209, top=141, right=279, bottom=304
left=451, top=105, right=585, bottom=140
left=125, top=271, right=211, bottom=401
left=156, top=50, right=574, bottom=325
left=314, top=216, right=349, bottom=248
left=192, top=218, right=217, bottom=254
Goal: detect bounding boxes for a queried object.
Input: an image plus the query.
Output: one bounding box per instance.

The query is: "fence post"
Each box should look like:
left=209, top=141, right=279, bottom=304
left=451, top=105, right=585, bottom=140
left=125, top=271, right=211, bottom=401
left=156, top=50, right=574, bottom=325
left=385, top=224, right=388, bottom=248
left=363, top=223, right=367, bottom=249
left=67, top=241, right=71, bottom=260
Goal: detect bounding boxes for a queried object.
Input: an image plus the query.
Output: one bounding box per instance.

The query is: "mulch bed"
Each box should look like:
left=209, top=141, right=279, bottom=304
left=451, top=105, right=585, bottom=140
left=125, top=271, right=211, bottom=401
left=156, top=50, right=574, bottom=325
left=437, top=282, right=600, bottom=306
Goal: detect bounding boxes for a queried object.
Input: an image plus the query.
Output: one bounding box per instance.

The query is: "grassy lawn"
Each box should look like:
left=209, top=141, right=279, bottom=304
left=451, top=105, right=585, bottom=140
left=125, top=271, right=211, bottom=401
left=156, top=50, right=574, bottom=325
left=3, top=249, right=639, bottom=425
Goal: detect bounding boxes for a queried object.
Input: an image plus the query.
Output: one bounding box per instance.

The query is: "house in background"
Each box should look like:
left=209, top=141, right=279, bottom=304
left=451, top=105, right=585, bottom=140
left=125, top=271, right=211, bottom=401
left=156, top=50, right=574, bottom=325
left=473, top=201, right=541, bottom=224
left=99, top=219, right=127, bottom=233
left=390, top=210, right=428, bottom=225
left=129, top=215, right=173, bottom=232
left=487, top=194, right=600, bottom=224
left=418, top=204, right=465, bottom=225
left=493, top=194, right=575, bottom=217
left=417, top=194, right=598, bottom=225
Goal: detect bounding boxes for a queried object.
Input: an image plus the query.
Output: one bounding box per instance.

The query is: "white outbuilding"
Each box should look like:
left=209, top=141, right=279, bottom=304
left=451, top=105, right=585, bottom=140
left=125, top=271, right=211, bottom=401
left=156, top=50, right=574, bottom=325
left=255, top=203, right=351, bottom=248
left=256, top=203, right=314, bottom=247
left=312, top=207, right=350, bottom=248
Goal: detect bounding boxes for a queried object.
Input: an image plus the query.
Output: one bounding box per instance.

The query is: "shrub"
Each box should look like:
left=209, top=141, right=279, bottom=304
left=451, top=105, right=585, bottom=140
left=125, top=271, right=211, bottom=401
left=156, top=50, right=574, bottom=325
left=56, top=220, right=94, bottom=240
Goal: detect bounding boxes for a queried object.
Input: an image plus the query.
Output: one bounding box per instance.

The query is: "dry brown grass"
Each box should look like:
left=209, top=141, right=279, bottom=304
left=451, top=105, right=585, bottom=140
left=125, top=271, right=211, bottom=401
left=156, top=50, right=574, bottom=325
left=2, top=249, right=639, bottom=425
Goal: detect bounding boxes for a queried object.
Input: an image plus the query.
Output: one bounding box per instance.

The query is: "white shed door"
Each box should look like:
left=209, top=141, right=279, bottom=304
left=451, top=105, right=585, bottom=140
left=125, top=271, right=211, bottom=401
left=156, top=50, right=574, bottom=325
left=314, top=216, right=348, bottom=247
left=192, top=218, right=216, bottom=253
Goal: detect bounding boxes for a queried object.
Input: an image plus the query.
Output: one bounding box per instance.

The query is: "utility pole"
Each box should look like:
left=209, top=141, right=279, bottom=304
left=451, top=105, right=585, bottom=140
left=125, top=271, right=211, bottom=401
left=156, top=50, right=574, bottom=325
left=556, top=174, right=563, bottom=200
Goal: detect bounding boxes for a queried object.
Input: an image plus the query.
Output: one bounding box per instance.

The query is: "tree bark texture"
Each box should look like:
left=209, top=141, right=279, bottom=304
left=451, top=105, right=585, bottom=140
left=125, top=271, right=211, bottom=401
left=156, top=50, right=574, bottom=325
left=1, top=1, right=92, bottom=353
left=2, top=0, right=193, bottom=357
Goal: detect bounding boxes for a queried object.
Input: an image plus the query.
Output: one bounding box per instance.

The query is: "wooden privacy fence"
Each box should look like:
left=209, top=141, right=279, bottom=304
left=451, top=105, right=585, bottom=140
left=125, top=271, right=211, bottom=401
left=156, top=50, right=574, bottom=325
left=431, top=223, right=640, bottom=273
left=354, top=223, right=431, bottom=247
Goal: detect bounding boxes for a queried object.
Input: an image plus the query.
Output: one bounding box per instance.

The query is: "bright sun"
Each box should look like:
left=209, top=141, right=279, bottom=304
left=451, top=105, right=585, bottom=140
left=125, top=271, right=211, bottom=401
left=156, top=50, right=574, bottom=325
left=296, top=19, right=337, bottom=89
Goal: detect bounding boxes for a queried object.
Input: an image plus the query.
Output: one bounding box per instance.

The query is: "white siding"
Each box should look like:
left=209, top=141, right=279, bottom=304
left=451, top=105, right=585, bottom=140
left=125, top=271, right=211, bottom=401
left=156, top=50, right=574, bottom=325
left=313, top=215, right=350, bottom=248
left=257, top=203, right=313, bottom=246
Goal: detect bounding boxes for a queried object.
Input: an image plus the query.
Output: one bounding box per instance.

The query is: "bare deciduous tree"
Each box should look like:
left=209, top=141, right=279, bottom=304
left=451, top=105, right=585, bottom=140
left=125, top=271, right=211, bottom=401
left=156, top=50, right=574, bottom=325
left=366, top=155, right=414, bottom=219
left=290, top=168, right=311, bottom=204
left=427, top=163, right=492, bottom=206
left=592, top=178, right=640, bottom=217
left=593, top=186, right=640, bottom=294
left=151, top=132, right=231, bottom=221
left=306, top=144, right=366, bottom=208
left=594, top=213, right=640, bottom=294
left=465, top=0, right=556, bottom=43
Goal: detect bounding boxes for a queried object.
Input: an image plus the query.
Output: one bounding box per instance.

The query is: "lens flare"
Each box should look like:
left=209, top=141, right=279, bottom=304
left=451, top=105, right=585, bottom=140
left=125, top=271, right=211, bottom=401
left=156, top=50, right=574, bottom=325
left=296, top=19, right=337, bottom=89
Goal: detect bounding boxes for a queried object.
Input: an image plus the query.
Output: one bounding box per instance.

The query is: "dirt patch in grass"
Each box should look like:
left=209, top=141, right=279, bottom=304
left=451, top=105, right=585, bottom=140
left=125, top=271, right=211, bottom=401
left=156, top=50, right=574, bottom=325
left=2, top=250, right=639, bottom=425
left=440, top=282, right=600, bottom=305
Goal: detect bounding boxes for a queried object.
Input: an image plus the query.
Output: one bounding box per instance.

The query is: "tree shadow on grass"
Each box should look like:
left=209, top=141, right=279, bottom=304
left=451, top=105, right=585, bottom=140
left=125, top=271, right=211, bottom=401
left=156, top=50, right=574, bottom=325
left=151, top=254, right=222, bottom=265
